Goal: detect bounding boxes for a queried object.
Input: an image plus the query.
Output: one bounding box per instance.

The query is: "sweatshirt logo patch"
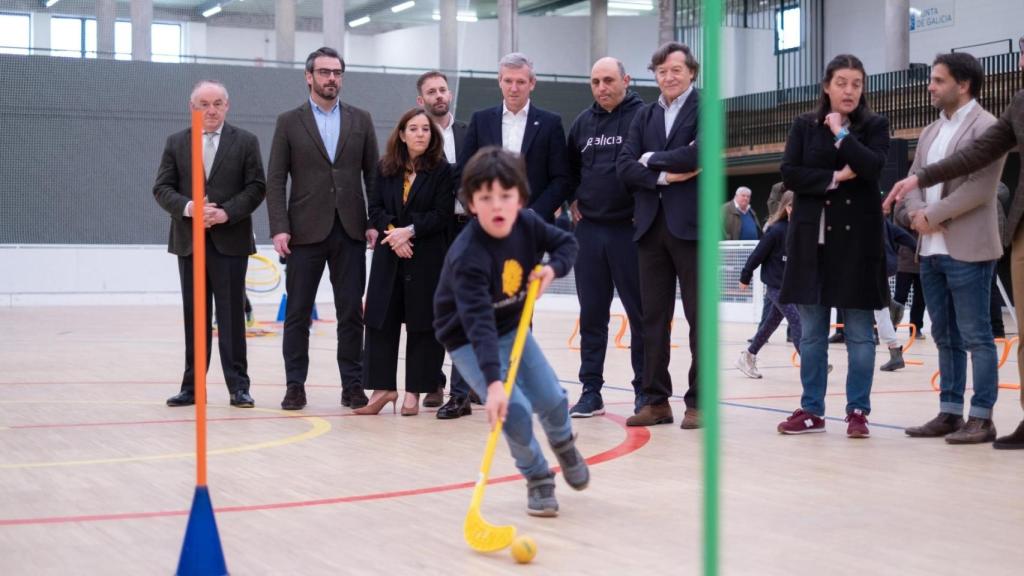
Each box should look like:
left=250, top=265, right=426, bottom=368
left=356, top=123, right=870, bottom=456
left=501, top=259, right=524, bottom=298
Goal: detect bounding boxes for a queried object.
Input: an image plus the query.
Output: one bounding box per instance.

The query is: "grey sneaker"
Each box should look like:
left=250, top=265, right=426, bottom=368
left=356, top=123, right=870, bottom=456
left=550, top=433, right=590, bottom=490
left=526, top=473, right=558, bottom=517
left=736, top=350, right=762, bottom=379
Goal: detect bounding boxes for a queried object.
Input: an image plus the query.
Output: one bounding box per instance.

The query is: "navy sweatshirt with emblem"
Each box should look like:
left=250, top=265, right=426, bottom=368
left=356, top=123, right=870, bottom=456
left=567, top=91, right=645, bottom=223
left=433, top=209, right=578, bottom=384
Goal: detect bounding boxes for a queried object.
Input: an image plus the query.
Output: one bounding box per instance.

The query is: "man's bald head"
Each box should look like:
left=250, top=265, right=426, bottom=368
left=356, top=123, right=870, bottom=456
left=590, top=57, right=631, bottom=112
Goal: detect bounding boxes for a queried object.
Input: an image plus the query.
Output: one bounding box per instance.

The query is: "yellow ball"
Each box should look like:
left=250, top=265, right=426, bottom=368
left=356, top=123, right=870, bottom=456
left=510, top=535, right=537, bottom=564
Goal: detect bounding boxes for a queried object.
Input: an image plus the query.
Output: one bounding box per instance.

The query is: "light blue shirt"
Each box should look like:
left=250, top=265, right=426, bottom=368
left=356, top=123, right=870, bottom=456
left=659, top=84, right=693, bottom=137
left=310, top=96, right=341, bottom=164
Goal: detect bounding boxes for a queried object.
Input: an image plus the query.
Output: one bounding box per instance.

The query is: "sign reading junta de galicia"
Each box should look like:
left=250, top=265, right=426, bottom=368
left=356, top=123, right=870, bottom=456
left=909, top=1, right=955, bottom=32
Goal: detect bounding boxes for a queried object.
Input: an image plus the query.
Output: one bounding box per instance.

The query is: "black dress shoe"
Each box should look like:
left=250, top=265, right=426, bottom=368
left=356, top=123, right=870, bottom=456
left=993, top=419, right=1024, bottom=449
left=230, top=390, right=255, bottom=408
left=281, top=384, right=307, bottom=410
left=436, top=395, right=472, bottom=419
left=828, top=332, right=845, bottom=344
left=423, top=387, right=445, bottom=408
left=343, top=387, right=369, bottom=409
left=167, top=391, right=195, bottom=407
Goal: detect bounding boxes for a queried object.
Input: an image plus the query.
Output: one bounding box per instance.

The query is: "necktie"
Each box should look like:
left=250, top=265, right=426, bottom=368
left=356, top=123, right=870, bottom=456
left=203, top=132, right=217, bottom=177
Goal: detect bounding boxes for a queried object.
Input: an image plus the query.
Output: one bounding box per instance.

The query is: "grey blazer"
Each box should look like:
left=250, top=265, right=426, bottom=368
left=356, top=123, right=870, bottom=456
left=896, top=102, right=1006, bottom=263
left=266, top=100, right=379, bottom=244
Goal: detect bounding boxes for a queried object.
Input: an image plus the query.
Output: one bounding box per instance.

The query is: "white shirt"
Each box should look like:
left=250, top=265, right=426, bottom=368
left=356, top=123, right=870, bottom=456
left=920, top=99, right=977, bottom=257
left=185, top=124, right=222, bottom=217
left=439, top=113, right=457, bottom=164
left=502, top=100, right=530, bottom=154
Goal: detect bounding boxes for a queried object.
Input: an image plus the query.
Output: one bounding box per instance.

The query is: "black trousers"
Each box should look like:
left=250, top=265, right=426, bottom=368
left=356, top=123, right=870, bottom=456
left=364, top=273, right=445, bottom=393
left=637, top=206, right=698, bottom=408
left=894, top=271, right=926, bottom=331
left=178, top=241, right=250, bottom=393
left=574, top=219, right=645, bottom=394
left=282, top=217, right=365, bottom=391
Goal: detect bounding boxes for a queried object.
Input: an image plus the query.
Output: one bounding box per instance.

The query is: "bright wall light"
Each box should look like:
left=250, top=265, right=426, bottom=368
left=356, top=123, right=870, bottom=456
left=391, top=1, right=415, bottom=13
left=349, top=16, right=371, bottom=27
left=431, top=10, right=477, bottom=22
left=44, top=0, right=62, bottom=7
left=608, top=0, right=653, bottom=10
left=201, top=4, right=223, bottom=18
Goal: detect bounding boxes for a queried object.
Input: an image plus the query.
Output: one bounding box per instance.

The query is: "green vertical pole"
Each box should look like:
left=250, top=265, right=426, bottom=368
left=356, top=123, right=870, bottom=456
left=698, top=1, right=723, bottom=576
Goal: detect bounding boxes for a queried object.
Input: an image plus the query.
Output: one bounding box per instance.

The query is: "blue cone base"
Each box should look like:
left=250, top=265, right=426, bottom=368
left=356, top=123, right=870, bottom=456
left=176, top=486, right=228, bottom=576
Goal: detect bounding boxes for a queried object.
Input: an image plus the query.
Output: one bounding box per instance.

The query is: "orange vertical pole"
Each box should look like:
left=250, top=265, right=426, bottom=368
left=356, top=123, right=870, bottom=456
left=190, top=110, right=208, bottom=487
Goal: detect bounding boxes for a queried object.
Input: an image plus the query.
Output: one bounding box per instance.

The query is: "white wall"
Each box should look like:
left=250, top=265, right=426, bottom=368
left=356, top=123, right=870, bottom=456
left=722, top=26, right=777, bottom=97
left=908, top=0, right=1024, bottom=62
left=199, top=16, right=659, bottom=80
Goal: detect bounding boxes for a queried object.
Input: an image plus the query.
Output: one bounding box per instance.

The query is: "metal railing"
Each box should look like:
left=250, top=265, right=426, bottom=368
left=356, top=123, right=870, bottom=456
left=726, top=50, right=1022, bottom=149
left=0, top=45, right=658, bottom=85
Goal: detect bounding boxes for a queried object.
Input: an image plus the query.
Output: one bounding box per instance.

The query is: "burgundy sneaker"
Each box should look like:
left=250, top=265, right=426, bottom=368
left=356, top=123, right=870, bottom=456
left=845, top=409, right=870, bottom=438
left=777, top=409, right=825, bottom=434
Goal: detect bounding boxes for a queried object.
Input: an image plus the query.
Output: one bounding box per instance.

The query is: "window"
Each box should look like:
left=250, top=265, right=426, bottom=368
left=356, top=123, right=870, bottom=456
left=775, top=5, right=801, bottom=52
left=51, top=16, right=84, bottom=58
left=50, top=17, right=180, bottom=61
left=152, top=23, right=181, bottom=63
left=0, top=13, right=31, bottom=55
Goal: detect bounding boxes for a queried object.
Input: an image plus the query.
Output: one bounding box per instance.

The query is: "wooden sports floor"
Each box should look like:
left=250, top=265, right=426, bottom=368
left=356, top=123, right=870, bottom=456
left=1, top=305, right=1022, bottom=575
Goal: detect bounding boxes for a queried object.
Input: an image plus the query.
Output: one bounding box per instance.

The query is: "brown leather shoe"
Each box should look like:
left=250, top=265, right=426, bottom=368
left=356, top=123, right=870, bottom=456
left=680, top=408, right=701, bottom=429
left=993, top=419, right=1024, bottom=450
left=945, top=417, right=996, bottom=444
left=626, top=402, right=673, bottom=427
left=905, top=412, right=964, bottom=438
left=423, top=387, right=444, bottom=408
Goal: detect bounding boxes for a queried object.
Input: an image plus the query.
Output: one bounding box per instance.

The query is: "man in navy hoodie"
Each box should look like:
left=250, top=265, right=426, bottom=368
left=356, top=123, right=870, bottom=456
left=566, top=57, right=646, bottom=417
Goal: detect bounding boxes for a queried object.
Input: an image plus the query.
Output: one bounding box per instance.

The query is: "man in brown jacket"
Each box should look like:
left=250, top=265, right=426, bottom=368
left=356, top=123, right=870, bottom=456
left=266, top=46, right=379, bottom=411
left=887, top=39, right=1024, bottom=449
left=893, top=53, right=1006, bottom=445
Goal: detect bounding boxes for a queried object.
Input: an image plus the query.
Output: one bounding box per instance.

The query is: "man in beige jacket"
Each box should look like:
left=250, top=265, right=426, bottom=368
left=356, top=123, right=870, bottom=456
left=887, top=38, right=1024, bottom=449
left=893, top=53, right=1007, bottom=444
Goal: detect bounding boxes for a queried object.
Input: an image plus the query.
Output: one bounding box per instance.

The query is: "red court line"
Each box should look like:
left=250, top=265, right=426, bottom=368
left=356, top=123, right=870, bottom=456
left=0, top=414, right=649, bottom=527
left=0, top=381, right=348, bottom=389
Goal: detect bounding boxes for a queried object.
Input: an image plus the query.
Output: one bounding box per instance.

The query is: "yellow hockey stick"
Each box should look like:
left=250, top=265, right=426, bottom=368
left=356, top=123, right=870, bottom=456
left=464, top=266, right=543, bottom=552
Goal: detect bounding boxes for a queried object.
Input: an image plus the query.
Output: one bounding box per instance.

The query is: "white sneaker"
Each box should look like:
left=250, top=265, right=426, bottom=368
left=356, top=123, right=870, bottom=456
left=736, top=351, right=762, bottom=379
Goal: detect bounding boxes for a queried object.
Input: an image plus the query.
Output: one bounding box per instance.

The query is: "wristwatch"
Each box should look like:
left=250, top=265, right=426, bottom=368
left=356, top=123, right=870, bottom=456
left=834, top=127, right=849, bottom=142
left=407, top=224, right=415, bottom=237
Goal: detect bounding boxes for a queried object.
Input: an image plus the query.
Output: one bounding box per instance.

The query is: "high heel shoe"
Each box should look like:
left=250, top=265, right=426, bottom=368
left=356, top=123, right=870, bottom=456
left=353, top=391, right=398, bottom=415
left=401, top=393, right=420, bottom=416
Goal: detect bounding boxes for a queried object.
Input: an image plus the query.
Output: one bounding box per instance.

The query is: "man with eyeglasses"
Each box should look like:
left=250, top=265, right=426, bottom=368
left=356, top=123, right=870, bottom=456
left=886, top=36, right=1024, bottom=449
left=266, top=46, right=379, bottom=411
left=154, top=80, right=266, bottom=409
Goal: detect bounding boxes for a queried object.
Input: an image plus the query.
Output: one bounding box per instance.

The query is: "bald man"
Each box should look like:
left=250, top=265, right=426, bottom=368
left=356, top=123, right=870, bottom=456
left=566, top=57, right=646, bottom=417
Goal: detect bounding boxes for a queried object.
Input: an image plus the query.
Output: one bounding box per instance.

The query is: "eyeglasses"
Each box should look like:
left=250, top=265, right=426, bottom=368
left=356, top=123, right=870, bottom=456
left=315, top=68, right=344, bottom=78
left=193, top=100, right=227, bottom=111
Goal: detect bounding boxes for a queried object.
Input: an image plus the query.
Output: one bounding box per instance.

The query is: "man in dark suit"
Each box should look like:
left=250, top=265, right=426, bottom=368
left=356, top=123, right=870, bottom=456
left=458, top=52, right=569, bottom=223
left=617, top=42, right=702, bottom=429
left=414, top=70, right=476, bottom=414
left=266, top=47, right=379, bottom=411
left=153, top=80, right=266, bottom=408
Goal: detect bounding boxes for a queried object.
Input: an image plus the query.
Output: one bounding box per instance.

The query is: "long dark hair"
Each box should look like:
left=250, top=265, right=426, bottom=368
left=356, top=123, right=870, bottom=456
left=380, top=108, right=444, bottom=178
left=815, top=54, right=874, bottom=129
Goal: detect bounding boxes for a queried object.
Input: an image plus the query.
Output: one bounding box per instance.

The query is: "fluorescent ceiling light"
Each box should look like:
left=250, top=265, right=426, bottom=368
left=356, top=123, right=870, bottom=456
left=608, top=1, right=653, bottom=10
left=431, top=10, right=477, bottom=22
left=201, top=4, right=223, bottom=18
left=44, top=0, right=61, bottom=7
left=349, top=16, right=371, bottom=27
left=391, top=1, right=415, bottom=13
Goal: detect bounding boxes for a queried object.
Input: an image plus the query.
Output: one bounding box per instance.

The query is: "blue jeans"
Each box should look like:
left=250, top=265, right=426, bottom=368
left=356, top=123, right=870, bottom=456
left=919, top=256, right=998, bottom=418
left=450, top=330, right=573, bottom=480
left=797, top=304, right=874, bottom=416
left=748, top=286, right=801, bottom=355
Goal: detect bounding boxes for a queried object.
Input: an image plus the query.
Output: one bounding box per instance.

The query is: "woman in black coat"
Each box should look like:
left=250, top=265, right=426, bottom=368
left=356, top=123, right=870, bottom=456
left=356, top=108, right=454, bottom=416
left=777, top=54, right=890, bottom=438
